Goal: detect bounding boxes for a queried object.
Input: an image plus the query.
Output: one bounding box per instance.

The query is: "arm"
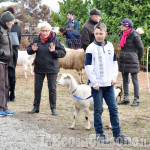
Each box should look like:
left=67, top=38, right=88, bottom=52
left=27, top=38, right=38, bottom=55
left=74, top=20, right=79, bottom=32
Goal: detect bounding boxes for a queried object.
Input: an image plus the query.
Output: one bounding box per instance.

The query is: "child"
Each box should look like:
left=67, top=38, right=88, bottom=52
left=118, top=18, right=144, bottom=106
left=85, top=23, right=130, bottom=144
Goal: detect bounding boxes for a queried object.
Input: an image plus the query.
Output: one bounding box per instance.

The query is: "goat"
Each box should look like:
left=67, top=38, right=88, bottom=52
left=17, top=50, right=35, bottom=78
left=58, top=73, right=122, bottom=130
left=58, top=47, right=85, bottom=83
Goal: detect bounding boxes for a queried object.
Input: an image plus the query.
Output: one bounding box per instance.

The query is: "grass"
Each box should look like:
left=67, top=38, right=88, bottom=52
left=8, top=66, right=150, bottom=150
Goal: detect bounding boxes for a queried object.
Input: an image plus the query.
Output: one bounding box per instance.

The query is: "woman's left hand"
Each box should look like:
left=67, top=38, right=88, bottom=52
left=49, top=43, right=55, bottom=52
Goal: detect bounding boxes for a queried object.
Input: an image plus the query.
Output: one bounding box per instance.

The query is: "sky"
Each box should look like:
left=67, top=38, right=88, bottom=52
left=0, top=0, right=63, bottom=12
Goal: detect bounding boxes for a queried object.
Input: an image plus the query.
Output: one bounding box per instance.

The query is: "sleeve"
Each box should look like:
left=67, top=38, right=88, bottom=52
left=112, top=50, right=118, bottom=82
left=27, top=38, right=37, bottom=55
left=74, top=20, right=79, bottom=32
left=85, top=46, right=98, bottom=87
left=51, top=37, right=66, bottom=58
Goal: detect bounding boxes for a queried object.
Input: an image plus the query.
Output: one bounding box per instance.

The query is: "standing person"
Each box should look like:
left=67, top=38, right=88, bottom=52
left=118, top=18, right=144, bottom=106
left=59, top=27, right=81, bottom=49
left=85, top=23, right=130, bottom=144
left=27, top=22, right=66, bottom=116
left=66, top=11, right=79, bottom=32
left=81, top=8, right=103, bottom=51
left=0, top=11, right=15, bottom=116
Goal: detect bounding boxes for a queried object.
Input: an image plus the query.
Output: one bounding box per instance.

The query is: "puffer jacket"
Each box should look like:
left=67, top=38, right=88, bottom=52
left=27, top=32, right=66, bottom=74
left=0, top=20, right=13, bottom=64
left=119, top=29, right=144, bottom=73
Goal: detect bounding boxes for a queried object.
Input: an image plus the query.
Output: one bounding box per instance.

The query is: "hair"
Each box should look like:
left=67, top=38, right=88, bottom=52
left=2, top=6, right=15, bottom=15
left=37, top=21, right=52, bottom=30
left=67, top=11, right=73, bottom=15
left=94, top=23, right=107, bottom=32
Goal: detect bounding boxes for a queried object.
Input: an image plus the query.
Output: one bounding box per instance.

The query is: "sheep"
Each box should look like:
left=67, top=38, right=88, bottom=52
left=58, top=73, right=122, bottom=130
left=58, top=47, right=85, bottom=83
left=17, top=50, right=35, bottom=78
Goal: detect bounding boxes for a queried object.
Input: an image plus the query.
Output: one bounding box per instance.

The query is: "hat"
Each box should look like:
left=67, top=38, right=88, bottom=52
left=90, top=8, right=103, bottom=16
left=1, top=11, right=15, bottom=23
left=119, top=18, right=133, bottom=28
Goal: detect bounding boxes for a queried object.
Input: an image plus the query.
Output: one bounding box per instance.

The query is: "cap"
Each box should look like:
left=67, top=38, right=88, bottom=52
left=119, top=18, right=133, bottom=28
left=90, top=8, right=103, bottom=16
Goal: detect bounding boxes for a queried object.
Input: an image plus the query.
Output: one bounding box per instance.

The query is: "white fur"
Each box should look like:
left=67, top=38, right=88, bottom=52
left=58, top=73, right=122, bottom=130
left=136, top=28, right=144, bottom=34
left=17, top=50, right=35, bottom=78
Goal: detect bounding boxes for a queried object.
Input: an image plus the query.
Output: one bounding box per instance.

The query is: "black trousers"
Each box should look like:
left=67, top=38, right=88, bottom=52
left=8, top=66, right=16, bottom=100
left=33, top=73, right=58, bottom=110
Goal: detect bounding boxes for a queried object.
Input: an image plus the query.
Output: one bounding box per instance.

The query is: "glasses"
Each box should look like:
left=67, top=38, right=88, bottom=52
left=41, top=30, right=50, bottom=33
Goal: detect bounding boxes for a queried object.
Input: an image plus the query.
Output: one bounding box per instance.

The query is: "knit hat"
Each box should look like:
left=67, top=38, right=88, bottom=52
left=119, top=18, right=133, bottom=28
left=1, top=11, right=15, bottom=23
left=90, top=8, right=104, bottom=16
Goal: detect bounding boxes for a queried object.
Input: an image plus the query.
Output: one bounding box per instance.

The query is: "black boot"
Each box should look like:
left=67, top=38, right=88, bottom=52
left=28, top=108, right=39, bottom=114
left=51, top=109, right=57, bottom=116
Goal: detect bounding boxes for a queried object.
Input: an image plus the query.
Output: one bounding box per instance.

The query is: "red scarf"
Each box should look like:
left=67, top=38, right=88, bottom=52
left=40, top=31, right=52, bottom=43
left=119, top=28, right=132, bottom=47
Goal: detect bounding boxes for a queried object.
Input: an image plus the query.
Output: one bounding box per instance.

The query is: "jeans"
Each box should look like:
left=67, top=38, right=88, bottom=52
left=92, top=86, right=121, bottom=137
left=122, top=73, right=139, bottom=99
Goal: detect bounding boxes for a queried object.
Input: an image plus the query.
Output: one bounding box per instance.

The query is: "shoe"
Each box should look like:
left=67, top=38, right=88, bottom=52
left=131, top=100, right=140, bottom=106
left=114, top=134, right=131, bottom=144
left=118, top=98, right=130, bottom=105
left=9, top=98, right=15, bottom=102
left=51, top=109, right=57, bottom=116
left=4, top=110, right=15, bottom=116
left=28, top=108, right=39, bottom=114
left=0, top=111, right=7, bottom=117
left=96, top=134, right=110, bottom=144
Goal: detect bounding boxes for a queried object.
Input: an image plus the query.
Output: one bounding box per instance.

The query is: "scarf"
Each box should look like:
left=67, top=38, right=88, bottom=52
left=40, top=31, right=52, bottom=43
left=119, top=28, right=132, bottom=47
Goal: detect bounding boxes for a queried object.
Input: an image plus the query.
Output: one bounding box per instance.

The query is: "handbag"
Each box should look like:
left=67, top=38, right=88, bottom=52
left=10, top=32, right=19, bottom=46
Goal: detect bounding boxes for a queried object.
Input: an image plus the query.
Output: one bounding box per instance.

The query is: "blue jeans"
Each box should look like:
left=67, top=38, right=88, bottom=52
left=92, top=86, right=121, bottom=137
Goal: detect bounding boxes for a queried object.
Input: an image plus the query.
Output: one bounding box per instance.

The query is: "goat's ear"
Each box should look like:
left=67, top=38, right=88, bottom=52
left=66, top=74, right=71, bottom=79
left=59, top=73, right=62, bottom=76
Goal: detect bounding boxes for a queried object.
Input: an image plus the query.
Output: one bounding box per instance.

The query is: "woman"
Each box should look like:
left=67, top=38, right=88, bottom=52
left=59, top=27, right=81, bottom=49
left=118, top=18, right=144, bottom=106
left=27, top=22, right=66, bottom=115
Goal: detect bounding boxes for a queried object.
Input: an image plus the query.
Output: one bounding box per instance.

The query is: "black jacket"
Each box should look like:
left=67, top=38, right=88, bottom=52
left=27, top=32, right=66, bottom=74
left=119, top=29, right=144, bottom=73
left=0, top=20, right=13, bottom=64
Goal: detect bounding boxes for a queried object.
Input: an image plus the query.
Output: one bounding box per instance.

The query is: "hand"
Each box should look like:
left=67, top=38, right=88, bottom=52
left=94, top=86, right=99, bottom=91
left=111, top=80, right=116, bottom=86
left=32, top=43, right=38, bottom=51
left=49, top=43, right=55, bottom=52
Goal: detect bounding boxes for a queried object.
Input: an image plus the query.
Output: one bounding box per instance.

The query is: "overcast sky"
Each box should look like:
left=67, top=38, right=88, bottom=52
left=0, top=0, right=63, bottom=12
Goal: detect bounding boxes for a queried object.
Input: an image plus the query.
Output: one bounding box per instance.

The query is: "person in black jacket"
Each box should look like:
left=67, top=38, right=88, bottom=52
left=0, top=11, right=15, bottom=116
left=27, top=22, right=66, bottom=116
left=118, top=18, right=144, bottom=106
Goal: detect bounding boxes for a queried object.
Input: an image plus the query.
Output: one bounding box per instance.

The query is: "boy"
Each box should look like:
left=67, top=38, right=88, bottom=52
left=85, top=23, right=130, bottom=144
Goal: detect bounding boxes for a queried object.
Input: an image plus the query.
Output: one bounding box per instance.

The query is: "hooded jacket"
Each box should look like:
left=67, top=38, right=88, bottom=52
left=0, top=20, right=13, bottom=64
left=119, top=29, right=144, bottom=73
left=27, top=32, right=66, bottom=74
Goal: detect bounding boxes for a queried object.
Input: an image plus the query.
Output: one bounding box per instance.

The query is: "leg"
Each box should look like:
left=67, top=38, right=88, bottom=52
left=131, top=73, right=140, bottom=106
left=29, top=63, right=34, bottom=76
left=23, top=64, right=28, bottom=78
left=92, top=87, right=104, bottom=135
left=70, top=107, right=79, bottom=129
left=103, top=86, right=121, bottom=137
left=47, top=73, right=57, bottom=112
left=84, top=108, right=91, bottom=130
left=118, top=73, right=130, bottom=105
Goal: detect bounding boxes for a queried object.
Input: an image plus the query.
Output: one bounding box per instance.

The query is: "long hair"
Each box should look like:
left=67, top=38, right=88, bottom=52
left=2, top=6, right=15, bottom=15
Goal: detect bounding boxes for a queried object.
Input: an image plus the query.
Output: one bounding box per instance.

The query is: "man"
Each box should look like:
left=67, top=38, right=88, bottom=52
left=81, top=8, right=103, bottom=51
left=0, top=11, right=15, bottom=116
left=66, top=11, right=79, bottom=32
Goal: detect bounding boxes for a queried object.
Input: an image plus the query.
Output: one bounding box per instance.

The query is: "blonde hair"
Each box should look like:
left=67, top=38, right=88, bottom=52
left=38, top=21, right=52, bottom=30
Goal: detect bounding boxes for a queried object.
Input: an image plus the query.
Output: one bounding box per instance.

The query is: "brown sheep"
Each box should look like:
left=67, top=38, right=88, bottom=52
left=58, top=47, right=85, bottom=83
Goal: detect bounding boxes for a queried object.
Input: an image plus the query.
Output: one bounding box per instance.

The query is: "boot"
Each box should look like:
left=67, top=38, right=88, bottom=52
left=131, top=98, right=140, bottom=106
left=28, top=108, right=39, bottom=114
left=51, top=109, right=57, bottom=116
left=118, top=96, right=130, bottom=105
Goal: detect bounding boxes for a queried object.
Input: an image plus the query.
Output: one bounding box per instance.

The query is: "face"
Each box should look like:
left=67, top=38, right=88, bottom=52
left=92, top=15, right=102, bottom=23
left=120, top=25, right=130, bottom=31
left=67, top=14, right=72, bottom=20
left=94, top=28, right=107, bottom=44
left=6, top=20, right=14, bottom=29
left=41, top=26, right=51, bottom=38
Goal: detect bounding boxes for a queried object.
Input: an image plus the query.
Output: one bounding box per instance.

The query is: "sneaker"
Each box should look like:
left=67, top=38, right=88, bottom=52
left=96, top=134, right=110, bottom=144
left=114, top=134, right=131, bottom=144
left=51, top=109, right=57, bottom=116
left=4, top=110, right=15, bottom=116
left=0, top=111, right=7, bottom=117
left=131, top=100, right=140, bottom=106
left=118, top=98, right=130, bottom=105
left=28, top=108, right=39, bottom=114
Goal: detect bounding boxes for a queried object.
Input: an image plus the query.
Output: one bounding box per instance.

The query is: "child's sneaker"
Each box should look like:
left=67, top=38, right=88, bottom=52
left=4, top=110, right=15, bottom=116
left=0, top=111, right=7, bottom=117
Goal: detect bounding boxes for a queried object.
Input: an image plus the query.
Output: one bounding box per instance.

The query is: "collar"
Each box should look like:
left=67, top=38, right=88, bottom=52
left=72, top=86, right=78, bottom=94
left=89, top=18, right=98, bottom=25
left=94, top=39, right=107, bottom=46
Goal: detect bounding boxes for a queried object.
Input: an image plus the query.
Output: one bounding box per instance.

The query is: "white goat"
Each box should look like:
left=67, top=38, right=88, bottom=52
left=17, top=50, right=35, bottom=78
left=58, top=73, right=122, bottom=130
